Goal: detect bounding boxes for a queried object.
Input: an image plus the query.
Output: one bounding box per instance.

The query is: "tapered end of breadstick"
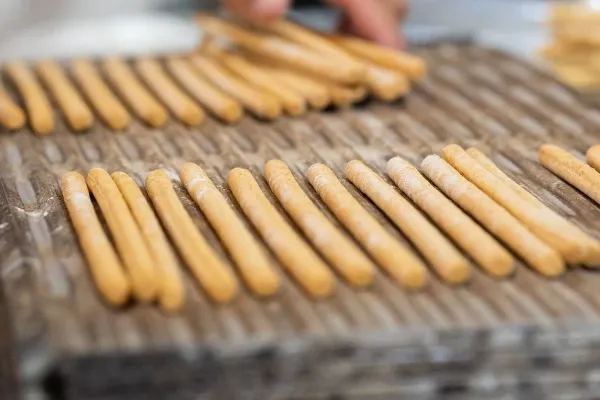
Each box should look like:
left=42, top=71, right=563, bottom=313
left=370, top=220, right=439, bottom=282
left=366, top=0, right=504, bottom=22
left=537, top=250, right=566, bottom=278
left=3, top=108, right=26, bottom=130
left=587, top=145, right=600, bottom=171
left=400, top=264, right=429, bottom=290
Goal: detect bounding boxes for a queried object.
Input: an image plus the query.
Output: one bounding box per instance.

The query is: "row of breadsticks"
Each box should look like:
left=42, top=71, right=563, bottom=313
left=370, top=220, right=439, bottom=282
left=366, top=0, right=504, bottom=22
left=62, top=143, right=600, bottom=311
left=0, top=16, right=426, bottom=135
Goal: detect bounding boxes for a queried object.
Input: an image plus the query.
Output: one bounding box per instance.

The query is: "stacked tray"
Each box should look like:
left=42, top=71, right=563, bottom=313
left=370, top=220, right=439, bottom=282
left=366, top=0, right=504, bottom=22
left=3, top=44, right=600, bottom=399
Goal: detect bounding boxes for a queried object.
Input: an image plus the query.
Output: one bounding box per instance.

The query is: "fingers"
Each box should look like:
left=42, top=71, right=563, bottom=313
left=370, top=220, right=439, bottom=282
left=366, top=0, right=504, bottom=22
left=332, top=0, right=407, bottom=49
left=224, top=0, right=292, bottom=22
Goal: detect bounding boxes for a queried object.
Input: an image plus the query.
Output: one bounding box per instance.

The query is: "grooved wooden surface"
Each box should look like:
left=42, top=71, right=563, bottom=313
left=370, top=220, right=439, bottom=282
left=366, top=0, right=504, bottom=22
left=3, top=45, right=600, bottom=398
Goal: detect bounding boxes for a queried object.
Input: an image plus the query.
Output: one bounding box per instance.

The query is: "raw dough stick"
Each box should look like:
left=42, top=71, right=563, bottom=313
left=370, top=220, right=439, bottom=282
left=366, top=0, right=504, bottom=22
left=328, top=35, right=427, bottom=79
left=189, top=55, right=282, bottom=120
left=146, top=169, right=238, bottom=303
left=36, top=60, right=94, bottom=132
left=112, top=172, right=185, bottom=311
left=165, top=57, right=242, bottom=123
left=134, top=58, right=204, bottom=126
left=227, top=167, right=335, bottom=298
left=467, top=147, right=600, bottom=265
left=86, top=168, right=158, bottom=301
left=61, top=172, right=131, bottom=306
left=587, top=144, right=600, bottom=173
left=540, top=144, right=600, bottom=206
left=102, top=57, right=168, bottom=127
left=307, top=163, right=429, bottom=289
left=345, top=160, right=470, bottom=284
left=444, top=144, right=599, bottom=265
left=205, top=47, right=307, bottom=116
left=181, top=163, right=280, bottom=297
left=258, top=20, right=409, bottom=101
left=466, top=148, right=541, bottom=205
left=5, top=61, right=54, bottom=135
left=71, top=59, right=131, bottom=131
left=265, top=160, right=375, bottom=287
left=196, top=14, right=364, bottom=85
left=387, top=157, right=515, bottom=278
left=0, top=87, right=25, bottom=130
left=421, top=155, right=565, bottom=277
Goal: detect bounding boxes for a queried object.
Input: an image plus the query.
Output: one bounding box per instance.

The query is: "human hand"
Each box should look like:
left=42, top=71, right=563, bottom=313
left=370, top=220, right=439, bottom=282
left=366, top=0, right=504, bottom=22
left=223, top=0, right=408, bottom=49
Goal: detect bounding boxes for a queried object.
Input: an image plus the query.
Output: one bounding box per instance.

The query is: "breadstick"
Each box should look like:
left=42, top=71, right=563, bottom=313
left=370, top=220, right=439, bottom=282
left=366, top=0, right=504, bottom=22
left=466, top=147, right=600, bottom=266
left=61, top=172, right=131, bottom=306
left=540, top=144, right=600, bottom=207
left=146, top=169, right=238, bottom=303
left=134, top=58, right=204, bottom=127
left=227, top=168, right=335, bottom=298
left=180, top=163, right=279, bottom=297
left=421, top=155, right=565, bottom=277
left=189, top=55, right=282, bottom=120
left=102, top=57, right=168, bottom=127
left=444, top=144, right=599, bottom=265
left=264, top=160, right=375, bottom=287
left=328, top=35, right=427, bottom=79
left=466, top=148, right=541, bottom=205
left=258, top=20, right=408, bottom=100
left=587, top=144, right=600, bottom=173
left=112, top=172, right=185, bottom=311
left=0, top=87, right=25, bottom=130
left=365, top=66, right=411, bottom=101
left=5, top=61, right=54, bottom=135
left=204, top=46, right=307, bottom=116
left=327, top=84, right=368, bottom=109
left=165, top=57, right=242, bottom=123
left=86, top=168, right=157, bottom=302
left=71, top=59, right=130, bottom=131
left=307, top=163, right=429, bottom=289
left=262, top=66, right=330, bottom=110
left=387, top=157, right=515, bottom=278
left=196, top=14, right=364, bottom=85
left=345, top=160, right=470, bottom=284
left=36, top=60, right=94, bottom=132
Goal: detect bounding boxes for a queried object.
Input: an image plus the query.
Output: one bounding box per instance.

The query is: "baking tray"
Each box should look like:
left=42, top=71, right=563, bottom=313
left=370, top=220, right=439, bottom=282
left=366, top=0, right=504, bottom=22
left=3, top=44, right=600, bottom=399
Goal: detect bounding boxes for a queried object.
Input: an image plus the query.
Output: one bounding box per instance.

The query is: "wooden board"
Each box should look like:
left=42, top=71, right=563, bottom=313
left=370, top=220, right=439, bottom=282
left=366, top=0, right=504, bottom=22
left=3, top=45, right=600, bottom=399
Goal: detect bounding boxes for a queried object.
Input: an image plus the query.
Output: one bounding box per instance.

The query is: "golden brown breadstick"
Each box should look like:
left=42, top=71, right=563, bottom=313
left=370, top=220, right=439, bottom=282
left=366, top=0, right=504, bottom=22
left=61, top=172, right=131, bottom=306
left=345, top=160, right=470, bottom=284
left=102, top=57, right=168, bottom=127
left=466, top=148, right=541, bottom=205
left=387, top=157, right=514, bottom=278
left=587, top=144, right=600, bottom=172
left=444, top=144, right=599, bottom=265
left=0, top=87, right=25, bottom=130
left=189, top=55, right=282, bottom=120
left=5, top=61, right=54, bottom=134
left=165, top=57, right=243, bottom=124
left=146, top=169, right=238, bottom=303
left=307, top=163, right=429, bottom=289
left=263, top=66, right=330, bottom=110
left=112, top=172, right=185, bottom=311
left=264, top=160, right=375, bottom=287
left=196, top=14, right=364, bottom=85
left=204, top=47, right=307, bottom=116
left=86, top=168, right=158, bottom=302
left=36, top=60, right=94, bottom=132
left=227, top=168, right=335, bottom=298
left=134, top=58, right=204, bottom=126
left=540, top=144, right=600, bottom=207
left=71, top=59, right=130, bottom=131
left=421, top=155, right=565, bottom=277
left=466, top=147, right=600, bottom=266
left=257, top=20, right=408, bottom=100
left=328, top=35, right=427, bottom=79
left=180, top=163, right=279, bottom=297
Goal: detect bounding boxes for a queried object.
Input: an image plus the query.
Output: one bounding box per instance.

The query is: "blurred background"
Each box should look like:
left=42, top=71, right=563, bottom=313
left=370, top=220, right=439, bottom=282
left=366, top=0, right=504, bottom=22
left=0, top=0, right=557, bottom=61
